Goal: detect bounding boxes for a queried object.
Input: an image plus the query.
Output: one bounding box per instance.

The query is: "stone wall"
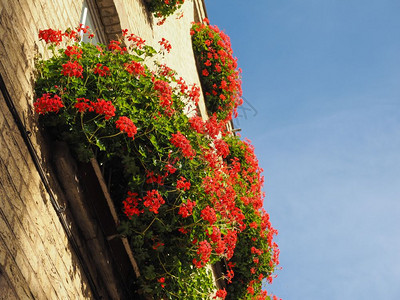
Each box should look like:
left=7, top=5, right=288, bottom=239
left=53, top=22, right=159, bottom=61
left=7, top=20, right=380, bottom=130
left=0, top=0, right=207, bottom=299
left=0, top=92, right=94, bottom=299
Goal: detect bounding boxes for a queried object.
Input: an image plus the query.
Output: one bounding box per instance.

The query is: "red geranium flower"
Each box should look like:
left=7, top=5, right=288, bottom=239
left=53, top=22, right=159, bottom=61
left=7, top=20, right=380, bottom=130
left=127, top=33, right=146, bottom=49
left=157, top=277, right=166, bottom=288
left=178, top=199, right=196, bottom=218
left=64, top=45, right=82, bottom=59
left=92, top=99, right=115, bottom=120
left=176, top=176, right=191, bottom=191
left=201, top=206, right=217, bottom=225
left=159, top=38, right=172, bottom=53
left=214, top=288, right=227, bottom=299
left=93, top=63, right=110, bottom=77
left=62, top=61, right=83, bottom=78
left=34, top=93, right=64, bottom=114
left=115, top=116, right=137, bottom=139
left=74, top=98, right=93, bottom=113
left=125, top=61, right=146, bottom=77
left=39, top=28, right=63, bottom=45
left=170, top=132, right=196, bottom=159
left=123, top=191, right=143, bottom=218
left=143, top=190, right=165, bottom=214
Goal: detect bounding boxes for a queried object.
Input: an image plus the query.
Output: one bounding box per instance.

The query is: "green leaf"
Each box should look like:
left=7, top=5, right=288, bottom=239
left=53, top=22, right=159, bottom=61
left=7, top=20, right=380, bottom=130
left=95, top=137, right=106, bottom=151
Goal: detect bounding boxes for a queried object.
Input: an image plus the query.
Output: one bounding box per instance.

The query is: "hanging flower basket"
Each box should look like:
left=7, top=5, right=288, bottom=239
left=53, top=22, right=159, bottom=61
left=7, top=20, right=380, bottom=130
left=34, top=25, right=280, bottom=299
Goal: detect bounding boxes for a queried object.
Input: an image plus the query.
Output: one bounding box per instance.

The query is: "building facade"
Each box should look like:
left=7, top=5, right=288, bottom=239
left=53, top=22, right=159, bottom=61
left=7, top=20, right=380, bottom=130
left=0, top=1, right=209, bottom=299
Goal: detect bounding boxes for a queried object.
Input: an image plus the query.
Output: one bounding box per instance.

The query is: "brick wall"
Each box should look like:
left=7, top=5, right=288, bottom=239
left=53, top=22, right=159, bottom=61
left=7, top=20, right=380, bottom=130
left=0, top=0, right=207, bottom=299
left=0, top=0, right=95, bottom=299
left=0, top=93, right=94, bottom=299
left=0, top=0, right=96, bottom=298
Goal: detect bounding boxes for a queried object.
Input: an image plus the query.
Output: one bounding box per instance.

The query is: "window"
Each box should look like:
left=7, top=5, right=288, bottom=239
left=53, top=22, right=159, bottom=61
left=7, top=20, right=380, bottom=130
left=80, top=0, right=107, bottom=44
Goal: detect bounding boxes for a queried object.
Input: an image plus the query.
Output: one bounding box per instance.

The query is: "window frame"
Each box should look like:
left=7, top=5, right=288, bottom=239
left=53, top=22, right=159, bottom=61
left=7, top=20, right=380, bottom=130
left=80, top=0, right=107, bottom=44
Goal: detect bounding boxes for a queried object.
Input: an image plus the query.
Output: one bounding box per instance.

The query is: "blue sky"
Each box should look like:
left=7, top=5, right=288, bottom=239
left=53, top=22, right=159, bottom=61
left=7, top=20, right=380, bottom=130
left=205, top=1, right=400, bottom=299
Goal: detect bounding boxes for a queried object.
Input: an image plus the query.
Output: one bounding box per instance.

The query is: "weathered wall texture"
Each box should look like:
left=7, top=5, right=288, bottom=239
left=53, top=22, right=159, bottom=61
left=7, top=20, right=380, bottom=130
left=0, top=93, right=93, bottom=299
left=0, top=0, right=207, bottom=299
left=0, top=0, right=95, bottom=298
left=0, top=0, right=84, bottom=116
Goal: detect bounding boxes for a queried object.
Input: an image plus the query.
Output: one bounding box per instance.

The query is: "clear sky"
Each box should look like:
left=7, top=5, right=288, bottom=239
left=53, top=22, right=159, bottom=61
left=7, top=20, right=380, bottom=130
left=205, top=1, right=400, bottom=299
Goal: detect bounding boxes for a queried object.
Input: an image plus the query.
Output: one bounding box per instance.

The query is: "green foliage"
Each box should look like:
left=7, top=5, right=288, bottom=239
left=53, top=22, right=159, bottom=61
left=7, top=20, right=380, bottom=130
left=191, top=19, right=243, bottom=122
left=146, top=0, right=184, bottom=21
left=35, top=27, right=280, bottom=300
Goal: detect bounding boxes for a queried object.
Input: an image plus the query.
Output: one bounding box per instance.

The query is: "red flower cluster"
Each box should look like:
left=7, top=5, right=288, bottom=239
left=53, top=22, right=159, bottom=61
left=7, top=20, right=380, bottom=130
left=214, top=289, right=227, bottom=299
left=115, top=116, right=137, bottom=139
left=38, top=29, right=63, bottom=45
left=251, top=246, right=263, bottom=256
left=146, top=171, right=165, bottom=185
left=214, top=139, right=229, bottom=158
left=223, top=230, right=237, bottom=260
left=34, top=93, right=64, bottom=114
left=178, top=199, right=196, bottom=218
left=177, top=77, right=188, bottom=93
left=123, top=190, right=167, bottom=216
left=205, top=114, right=224, bottom=139
left=249, top=221, right=258, bottom=229
left=201, top=206, right=217, bottom=225
left=123, top=192, right=143, bottom=218
left=65, top=45, right=82, bottom=59
left=74, top=97, right=93, bottom=113
left=157, top=277, right=166, bottom=288
left=187, top=84, right=200, bottom=104
left=176, top=176, right=190, bottom=191
left=75, top=98, right=116, bottom=120
left=108, top=40, right=126, bottom=53
left=124, top=61, right=146, bottom=77
left=153, top=79, right=173, bottom=113
left=170, top=132, right=196, bottom=158
left=159, top=38, right=172, bottom=53
left=77, top=24, right=90, bottom=35
left=62, top=61, right=83, bottom=78
left=153, top=241, right=164, bottom=250
left=93, top=63, right=110, bottom=77
left=39, top=26, right=95, bottom=45
left=158, top=64, right=175, bottom=78
left=178, top=227, right=188, bottom=234
left=165, top=163, right=177, bottom=174
left=92, top=99, right=116, bottom=120
left=156, top=16, right=167, bottom=26
left=193, top=240, right=212, bottom=268
left=206, top=226, right=226, bottom=256
left=225, top=267, right=234, bottom=283
left=143, top=190, right=165, bottom=214
left=126, top=33, right=146, bottom=49
left=189, top=115, right=205, bottom=134
left=191, top=19, right=243, bottom=121
left=203, top=150, right=219, bottom=171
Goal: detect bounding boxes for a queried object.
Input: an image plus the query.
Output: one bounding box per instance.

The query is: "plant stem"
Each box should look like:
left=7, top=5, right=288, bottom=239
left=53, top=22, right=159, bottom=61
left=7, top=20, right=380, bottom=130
left=142, top=217, right=157, bottom=235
